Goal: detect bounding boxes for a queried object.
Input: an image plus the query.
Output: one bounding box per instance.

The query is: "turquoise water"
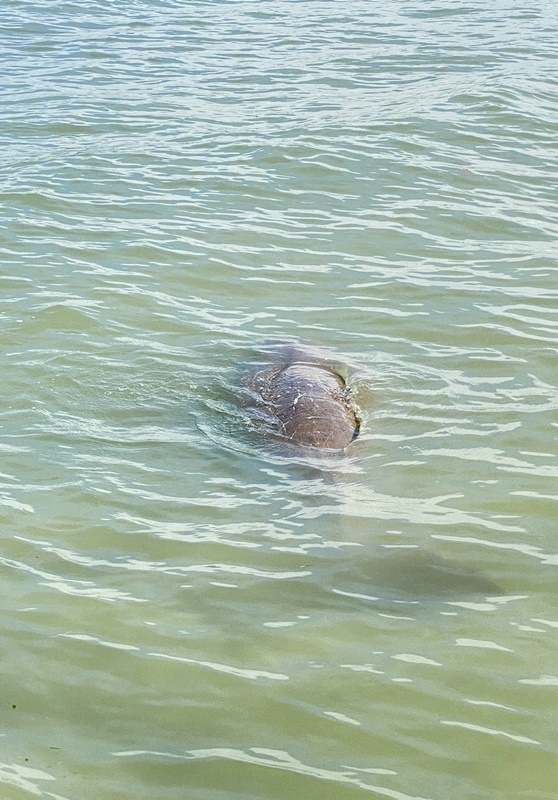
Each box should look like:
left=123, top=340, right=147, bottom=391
left=1, top=1, right=558, bottom=798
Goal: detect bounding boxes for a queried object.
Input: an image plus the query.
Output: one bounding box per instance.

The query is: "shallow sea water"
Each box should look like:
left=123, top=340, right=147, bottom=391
left=1, top=1, right=558, bottom=798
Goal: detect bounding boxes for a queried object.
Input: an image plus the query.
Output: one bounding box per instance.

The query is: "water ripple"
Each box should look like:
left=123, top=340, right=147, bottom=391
left=2, top=1, right=558, bottom=799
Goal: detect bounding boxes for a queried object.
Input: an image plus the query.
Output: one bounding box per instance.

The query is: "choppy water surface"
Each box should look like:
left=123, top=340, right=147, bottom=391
left=2, top=1, right=558, bottom=798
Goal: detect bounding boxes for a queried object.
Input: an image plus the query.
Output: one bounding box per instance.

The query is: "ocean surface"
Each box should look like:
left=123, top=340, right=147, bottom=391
left=1, top=1, right=558, bottom=798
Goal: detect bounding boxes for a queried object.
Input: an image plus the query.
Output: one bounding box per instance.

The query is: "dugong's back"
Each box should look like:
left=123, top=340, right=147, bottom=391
left=258, top=360, right=359, bottom=450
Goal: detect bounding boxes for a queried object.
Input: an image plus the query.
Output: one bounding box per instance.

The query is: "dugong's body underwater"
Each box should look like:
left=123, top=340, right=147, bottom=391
left=247, top=343, right=360, bottom=450
left=243, top=342, right=501, bottom=598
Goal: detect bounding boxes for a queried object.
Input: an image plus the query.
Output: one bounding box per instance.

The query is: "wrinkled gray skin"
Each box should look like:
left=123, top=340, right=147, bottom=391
left=251, top=351, right=360, bottom=450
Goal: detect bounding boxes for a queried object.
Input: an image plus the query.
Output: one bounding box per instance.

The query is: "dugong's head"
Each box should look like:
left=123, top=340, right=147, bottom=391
left=262, top=363, right=359, bottom=450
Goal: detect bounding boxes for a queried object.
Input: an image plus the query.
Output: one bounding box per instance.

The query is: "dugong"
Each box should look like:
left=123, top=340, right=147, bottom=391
left=248, top=345, right=360, bottom=450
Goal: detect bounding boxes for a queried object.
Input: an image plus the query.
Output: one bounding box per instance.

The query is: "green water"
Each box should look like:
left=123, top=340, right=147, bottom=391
left=1, top=1, right=557, bottom=798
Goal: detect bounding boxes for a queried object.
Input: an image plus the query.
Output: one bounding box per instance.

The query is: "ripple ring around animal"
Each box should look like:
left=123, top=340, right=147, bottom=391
left=246, top=342, right=361, bottom=451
